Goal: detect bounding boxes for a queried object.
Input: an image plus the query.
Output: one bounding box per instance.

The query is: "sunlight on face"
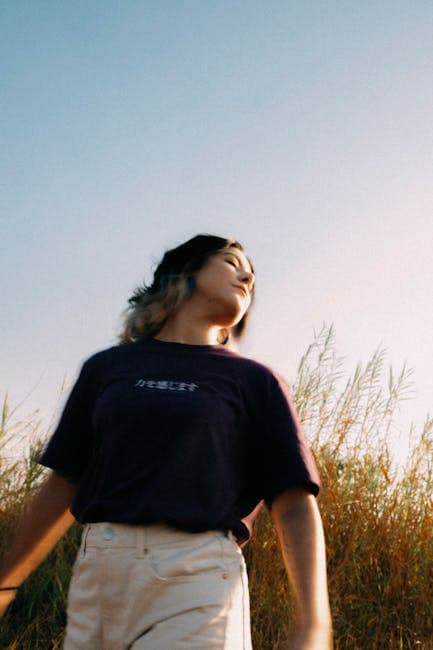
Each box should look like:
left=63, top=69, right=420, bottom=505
left=192, top=247, right=255, bottom=327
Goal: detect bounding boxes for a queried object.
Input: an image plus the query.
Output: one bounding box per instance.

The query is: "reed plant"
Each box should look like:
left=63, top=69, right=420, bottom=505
left=1, top=324, right=432, bottom=648
left=246, top=324, right=433, bottom=649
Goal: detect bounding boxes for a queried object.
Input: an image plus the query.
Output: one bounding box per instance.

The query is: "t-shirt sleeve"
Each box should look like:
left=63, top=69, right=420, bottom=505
left=37, top=355, right=101, bottom=483
left=257, top=370, right=321, bottom=510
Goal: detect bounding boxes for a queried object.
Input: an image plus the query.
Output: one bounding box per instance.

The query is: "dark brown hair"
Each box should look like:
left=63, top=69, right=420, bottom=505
left=118, top=234, right=255, bottom=344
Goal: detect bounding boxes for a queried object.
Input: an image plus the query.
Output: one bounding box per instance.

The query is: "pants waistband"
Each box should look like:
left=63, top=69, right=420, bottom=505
left=81, top=522, right=236, bottom=556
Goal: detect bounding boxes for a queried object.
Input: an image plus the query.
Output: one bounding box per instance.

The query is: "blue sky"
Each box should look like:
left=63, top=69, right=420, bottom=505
left=1, top=2, right=432, bottom=463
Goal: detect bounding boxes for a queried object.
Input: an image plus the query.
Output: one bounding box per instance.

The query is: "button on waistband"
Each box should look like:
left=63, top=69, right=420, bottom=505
left=102, top=527, right=114, bottom=540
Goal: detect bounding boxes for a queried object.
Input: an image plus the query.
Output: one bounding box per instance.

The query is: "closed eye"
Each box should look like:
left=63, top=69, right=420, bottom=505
left=225, top=259, right=237, bottom=267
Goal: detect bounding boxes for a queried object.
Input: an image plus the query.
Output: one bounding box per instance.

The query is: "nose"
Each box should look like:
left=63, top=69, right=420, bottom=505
left=239, top=270, right=255, bottom=291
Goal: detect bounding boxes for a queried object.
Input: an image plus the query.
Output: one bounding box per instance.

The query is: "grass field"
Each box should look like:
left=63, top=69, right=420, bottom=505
left=1, top=325, right=432, bottom=648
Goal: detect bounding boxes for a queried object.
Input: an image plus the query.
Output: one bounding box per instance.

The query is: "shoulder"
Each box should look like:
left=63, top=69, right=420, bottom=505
left=78, top=342, right=132, bottom=373
left=222, top=349, right=290, bottom=392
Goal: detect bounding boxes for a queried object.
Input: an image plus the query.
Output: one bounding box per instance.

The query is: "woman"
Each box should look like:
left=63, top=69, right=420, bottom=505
left=0, top=234, right=332, bottom=649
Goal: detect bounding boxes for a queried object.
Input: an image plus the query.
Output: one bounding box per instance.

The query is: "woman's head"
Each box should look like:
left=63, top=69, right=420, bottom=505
left=118, top=234, right=255, bottom=345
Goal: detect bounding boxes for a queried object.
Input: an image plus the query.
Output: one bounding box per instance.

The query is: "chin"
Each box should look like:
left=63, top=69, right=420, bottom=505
left=211, top=297, right=247, bottom=327
left=220, top=310, right=246, bottom=329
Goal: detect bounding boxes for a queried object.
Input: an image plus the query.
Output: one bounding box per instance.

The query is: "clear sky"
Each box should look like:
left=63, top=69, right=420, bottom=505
left=1, top=2, right=432, bottom=464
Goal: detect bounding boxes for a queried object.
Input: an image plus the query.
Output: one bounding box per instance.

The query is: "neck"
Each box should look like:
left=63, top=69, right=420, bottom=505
left=154, top=314, right=222, bottom=346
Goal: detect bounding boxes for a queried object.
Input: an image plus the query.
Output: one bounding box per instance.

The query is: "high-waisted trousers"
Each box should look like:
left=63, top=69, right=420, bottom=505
left=63, top=521, right=252, bottom=650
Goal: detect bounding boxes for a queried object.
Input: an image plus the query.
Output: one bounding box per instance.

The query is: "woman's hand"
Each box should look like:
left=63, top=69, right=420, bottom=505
left=276, top=623, right=333, bottom=649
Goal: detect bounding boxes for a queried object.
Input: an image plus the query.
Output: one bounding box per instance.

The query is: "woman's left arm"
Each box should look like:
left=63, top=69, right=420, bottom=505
left=270, top=487, right=333, bottom=650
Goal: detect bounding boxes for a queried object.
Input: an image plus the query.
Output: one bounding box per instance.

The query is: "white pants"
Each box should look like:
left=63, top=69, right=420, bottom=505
left=63, top=522, right=252, bottom=649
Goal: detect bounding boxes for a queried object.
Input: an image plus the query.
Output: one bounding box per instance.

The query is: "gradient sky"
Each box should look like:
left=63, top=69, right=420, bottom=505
left=1, top=2, right=432, bottom=465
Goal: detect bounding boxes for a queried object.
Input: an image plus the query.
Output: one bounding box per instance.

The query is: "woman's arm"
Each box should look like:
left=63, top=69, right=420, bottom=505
left=0, top=469, right=77, bottom=617
left=270, top=487, right=333, bottom=650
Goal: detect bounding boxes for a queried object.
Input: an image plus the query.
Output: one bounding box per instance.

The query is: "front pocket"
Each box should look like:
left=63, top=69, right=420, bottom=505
left=148, top=534, right=229, bottom=583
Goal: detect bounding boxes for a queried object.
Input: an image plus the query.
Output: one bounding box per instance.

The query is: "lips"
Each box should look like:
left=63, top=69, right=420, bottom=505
left=233, top=285, right=247, bottom=297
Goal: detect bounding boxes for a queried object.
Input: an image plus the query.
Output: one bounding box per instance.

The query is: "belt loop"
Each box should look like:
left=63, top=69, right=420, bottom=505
left=135, top=526, right=146, bottom=558
left=81, top=524, right=91, bottom=558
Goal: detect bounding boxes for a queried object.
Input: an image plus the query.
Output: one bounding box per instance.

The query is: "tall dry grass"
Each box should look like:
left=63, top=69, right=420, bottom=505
left=1, top=324, right=432, bottom=649
left=245, top=325, right=433, bottom=649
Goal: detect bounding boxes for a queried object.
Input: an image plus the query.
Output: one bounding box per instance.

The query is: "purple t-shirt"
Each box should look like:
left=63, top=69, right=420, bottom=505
left=38, top=338, right=320, bottom=544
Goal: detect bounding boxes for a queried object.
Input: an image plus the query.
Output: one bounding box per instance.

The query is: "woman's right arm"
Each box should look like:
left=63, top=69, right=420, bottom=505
left=0, top=469, right=78, bottom=617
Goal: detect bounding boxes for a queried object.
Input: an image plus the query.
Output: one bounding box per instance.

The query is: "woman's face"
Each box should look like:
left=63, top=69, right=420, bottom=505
left=192, top=248, right=255, bottom=327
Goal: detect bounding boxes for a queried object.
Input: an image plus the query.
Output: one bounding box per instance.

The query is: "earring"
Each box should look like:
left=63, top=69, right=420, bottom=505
left=220, top=328, right=230, bottom=345
left=185, top=276, right=196, bottom=296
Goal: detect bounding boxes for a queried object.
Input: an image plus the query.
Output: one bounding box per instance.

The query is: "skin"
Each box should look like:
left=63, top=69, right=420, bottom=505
left=0, top=247, right=333, bottom=648
left=155, top=247, right=255, bottom=345
left=0, top=470, right=77, bottom=616
left=271, top=489, right=333, bottom=649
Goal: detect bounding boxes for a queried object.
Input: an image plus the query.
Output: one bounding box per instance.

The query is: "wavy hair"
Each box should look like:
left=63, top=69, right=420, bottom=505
left=118, top=234, right=255, bottom=345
